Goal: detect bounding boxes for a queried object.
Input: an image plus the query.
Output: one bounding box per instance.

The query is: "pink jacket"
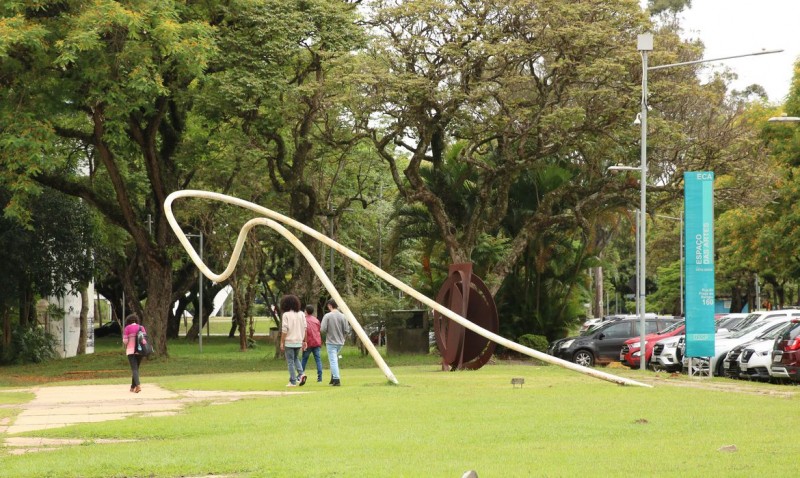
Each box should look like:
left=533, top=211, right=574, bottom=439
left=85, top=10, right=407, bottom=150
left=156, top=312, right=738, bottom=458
left=122, top=323, right=145, bottom=355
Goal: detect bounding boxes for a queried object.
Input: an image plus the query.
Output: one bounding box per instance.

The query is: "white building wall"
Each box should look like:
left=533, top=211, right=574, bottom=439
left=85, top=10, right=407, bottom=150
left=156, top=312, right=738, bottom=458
left=46, top=282, right=95, bottom=358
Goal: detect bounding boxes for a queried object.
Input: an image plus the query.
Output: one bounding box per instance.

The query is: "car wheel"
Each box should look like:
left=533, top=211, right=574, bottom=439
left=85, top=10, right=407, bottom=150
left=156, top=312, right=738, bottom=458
left=715, top=360, right=726, bottom=377
left=573, top=350, right=594, bottom=367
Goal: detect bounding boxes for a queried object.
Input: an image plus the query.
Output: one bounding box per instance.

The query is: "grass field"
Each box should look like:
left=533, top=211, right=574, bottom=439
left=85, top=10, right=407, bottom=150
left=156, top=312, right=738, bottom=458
left=1, top=336, right=798, bottom=477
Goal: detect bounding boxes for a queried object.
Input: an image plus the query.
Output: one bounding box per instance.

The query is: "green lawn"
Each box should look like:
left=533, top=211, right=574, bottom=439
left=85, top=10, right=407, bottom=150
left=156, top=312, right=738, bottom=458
left=1, top=337, right=798, bottom=477
left=175, top=315, right=279, bottom=337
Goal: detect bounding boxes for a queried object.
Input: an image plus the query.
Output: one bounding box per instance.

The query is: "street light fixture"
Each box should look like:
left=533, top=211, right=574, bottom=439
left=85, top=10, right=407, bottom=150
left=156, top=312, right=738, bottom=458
left=630, top=33, right=782, bottom=371
left=607, top=164, right=641, bottom=172
left=768, top=116, right=800, bottom=122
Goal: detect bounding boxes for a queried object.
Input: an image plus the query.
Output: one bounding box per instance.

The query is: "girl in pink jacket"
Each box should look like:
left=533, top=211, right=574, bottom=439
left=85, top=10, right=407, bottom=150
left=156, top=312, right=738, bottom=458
left=122, top=314, right=145, bottom=393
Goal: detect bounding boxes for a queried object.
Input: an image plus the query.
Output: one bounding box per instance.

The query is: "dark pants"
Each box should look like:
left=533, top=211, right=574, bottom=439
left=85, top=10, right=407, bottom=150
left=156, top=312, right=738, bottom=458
left=128, top=354, right=143, bottom=387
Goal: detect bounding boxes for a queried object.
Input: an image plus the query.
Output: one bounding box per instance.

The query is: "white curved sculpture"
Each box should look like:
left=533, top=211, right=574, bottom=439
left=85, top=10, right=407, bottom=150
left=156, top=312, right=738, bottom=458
left=164, top=190, right=651, bottom=388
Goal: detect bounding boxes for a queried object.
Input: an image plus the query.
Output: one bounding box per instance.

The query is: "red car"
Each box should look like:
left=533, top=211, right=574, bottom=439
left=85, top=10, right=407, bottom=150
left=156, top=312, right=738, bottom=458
left=620, top=321, right=685, bottom=369
left=771, top=319, right=800, bottom=382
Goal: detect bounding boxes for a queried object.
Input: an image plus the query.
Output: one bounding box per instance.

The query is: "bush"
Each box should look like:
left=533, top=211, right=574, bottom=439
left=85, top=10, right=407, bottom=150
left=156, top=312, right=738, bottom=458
left=518, top=334, right=549, bottom=353
left=3, top=324, right=57, bottom=364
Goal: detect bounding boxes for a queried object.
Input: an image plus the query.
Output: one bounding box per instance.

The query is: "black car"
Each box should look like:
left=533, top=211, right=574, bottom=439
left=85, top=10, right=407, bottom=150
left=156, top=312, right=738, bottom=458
left=548, top=317, right=681, bottom=367
left=94, top=320, right=121, bottom=337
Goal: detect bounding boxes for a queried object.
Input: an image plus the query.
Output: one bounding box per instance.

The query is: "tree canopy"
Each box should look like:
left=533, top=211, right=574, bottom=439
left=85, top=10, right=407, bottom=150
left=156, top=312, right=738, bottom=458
left=1, top=0, right=797, bottom=354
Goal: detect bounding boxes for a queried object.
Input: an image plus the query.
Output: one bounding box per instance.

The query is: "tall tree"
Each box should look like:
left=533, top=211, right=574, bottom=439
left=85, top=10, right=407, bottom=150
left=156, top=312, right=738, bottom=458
left=0, top=1, right=216, bottom=355
left=0, top=186, right=95, bottom=352
left=198, top=0, right=369, bottom=304
left=356, top=0, right=647, bottom=295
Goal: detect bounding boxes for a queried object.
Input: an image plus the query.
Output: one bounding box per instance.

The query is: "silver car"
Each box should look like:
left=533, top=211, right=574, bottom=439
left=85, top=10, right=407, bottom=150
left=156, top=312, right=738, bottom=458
left=652, top=335, right=683, bottom=372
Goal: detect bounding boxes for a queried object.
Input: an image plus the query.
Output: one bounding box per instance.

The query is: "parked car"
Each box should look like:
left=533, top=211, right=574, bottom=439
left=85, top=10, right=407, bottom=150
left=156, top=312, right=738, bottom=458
left=94, top=320, right=121, bottom=337
left=770, top=319, right=800, bottom=382
left=715, top=313, right=750, bottom=334
left=719, top=310, right=797, bottom=337
left=737, top=321, right=796, bottom=382
left=364, top=323, right=386, bottom=346
left=548, top=316, right=680, bottom=367
left=722, top=321, right=794, bottom=380
left=620, top=320, right=685, bottom=369
left=682, top=316, right=796, bottom=376
left=578, top=314, right=655, bottom=333
left=652, top=334, right=684, bottom=372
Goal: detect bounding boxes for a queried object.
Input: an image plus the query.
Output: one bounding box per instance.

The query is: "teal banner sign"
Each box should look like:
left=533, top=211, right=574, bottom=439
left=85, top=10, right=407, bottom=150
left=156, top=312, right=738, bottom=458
left=684, top=172, right=715, bottom=357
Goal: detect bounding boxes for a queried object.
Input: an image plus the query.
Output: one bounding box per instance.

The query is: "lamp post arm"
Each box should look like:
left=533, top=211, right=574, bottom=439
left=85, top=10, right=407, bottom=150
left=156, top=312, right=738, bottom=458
left=648, top=49, right=783, bottom=71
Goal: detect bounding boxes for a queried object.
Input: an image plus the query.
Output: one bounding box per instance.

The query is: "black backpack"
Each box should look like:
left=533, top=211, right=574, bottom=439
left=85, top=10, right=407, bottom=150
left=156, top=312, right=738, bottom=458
left=136, top=325, right=154, bottom=356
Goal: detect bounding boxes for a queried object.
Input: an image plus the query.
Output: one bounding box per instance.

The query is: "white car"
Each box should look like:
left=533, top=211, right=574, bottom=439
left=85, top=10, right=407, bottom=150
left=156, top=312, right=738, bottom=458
left=715, top=312, right=750, bottom=336
left=652, top=335, right=683, bottom=372
left=716, top=310, right=796, bottom=338
left=683, top=316, right=796, bottom=376
left=723, top=321, right=794, bottom=381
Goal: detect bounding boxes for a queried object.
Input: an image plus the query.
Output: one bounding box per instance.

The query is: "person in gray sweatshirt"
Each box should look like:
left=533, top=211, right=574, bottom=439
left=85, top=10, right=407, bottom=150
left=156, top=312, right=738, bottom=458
left=320, top=299, right=350, bottom=386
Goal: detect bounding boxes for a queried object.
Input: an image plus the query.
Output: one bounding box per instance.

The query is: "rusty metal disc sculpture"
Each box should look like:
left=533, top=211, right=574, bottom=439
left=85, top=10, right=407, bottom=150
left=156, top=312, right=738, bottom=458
left=434, top=263, right=499, bottom=370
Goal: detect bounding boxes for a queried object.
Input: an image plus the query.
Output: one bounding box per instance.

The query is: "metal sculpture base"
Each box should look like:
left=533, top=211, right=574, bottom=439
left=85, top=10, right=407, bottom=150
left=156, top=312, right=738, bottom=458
left=435, top=264, right=498, bottom=371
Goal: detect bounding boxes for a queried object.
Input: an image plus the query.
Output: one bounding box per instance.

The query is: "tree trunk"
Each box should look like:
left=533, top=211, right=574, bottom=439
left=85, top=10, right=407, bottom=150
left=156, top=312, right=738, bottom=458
left=344, top=255, right=354, bottom=296
left=76, top=285, right=89, bottom=355
left=238, top=282, right=256, bottom=352
left=95, top=292, right=104, bottom=326
left=142, top=262, right=173, bottom=357
left=592, top=266, right=604, bottom=318
left=19, top=278, right=34, bottom=328
left=730, top=287, right=752, bottom=312
left=2, top=308, right=10, bottom=347
left=231, top=282, right=249, bottom=352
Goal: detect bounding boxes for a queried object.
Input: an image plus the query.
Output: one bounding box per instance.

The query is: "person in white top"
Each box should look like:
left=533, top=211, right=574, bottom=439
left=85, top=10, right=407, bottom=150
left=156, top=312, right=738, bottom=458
left=280, top=294, right=307, bottom=387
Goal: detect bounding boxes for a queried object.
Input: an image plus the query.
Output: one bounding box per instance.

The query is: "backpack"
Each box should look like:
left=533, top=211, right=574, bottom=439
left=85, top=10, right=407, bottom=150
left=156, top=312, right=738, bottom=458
left=136, top=325, right=154, bottom=357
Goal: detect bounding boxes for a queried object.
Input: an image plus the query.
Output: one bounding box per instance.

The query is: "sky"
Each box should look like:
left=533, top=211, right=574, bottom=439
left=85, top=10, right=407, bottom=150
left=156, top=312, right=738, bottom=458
left=649, top=0, right=800, bottom=103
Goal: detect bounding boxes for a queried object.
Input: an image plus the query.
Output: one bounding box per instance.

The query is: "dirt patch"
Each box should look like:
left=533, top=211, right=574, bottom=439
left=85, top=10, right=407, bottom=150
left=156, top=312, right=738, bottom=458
left=634, top=373, right=798, bottom=397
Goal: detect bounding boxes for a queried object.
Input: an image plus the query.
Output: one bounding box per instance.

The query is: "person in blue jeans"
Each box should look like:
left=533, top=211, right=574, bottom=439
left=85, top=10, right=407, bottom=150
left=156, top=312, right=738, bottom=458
left=280, top=294, right=307, bottom=387
left=320, top=299, right=350, bottom=386
left=301, top=304, right=323, bottom=382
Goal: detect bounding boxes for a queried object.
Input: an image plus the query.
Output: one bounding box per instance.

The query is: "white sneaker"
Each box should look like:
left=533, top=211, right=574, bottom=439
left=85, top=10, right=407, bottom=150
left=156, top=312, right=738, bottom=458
left=286, top=382, right=297, bottom=387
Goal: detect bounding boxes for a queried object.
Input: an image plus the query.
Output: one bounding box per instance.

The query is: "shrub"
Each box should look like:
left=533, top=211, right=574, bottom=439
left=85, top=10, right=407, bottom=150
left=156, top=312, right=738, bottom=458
left=518, top=334, right=549, bottom=352
left=3, top=324, right=57, bottom=364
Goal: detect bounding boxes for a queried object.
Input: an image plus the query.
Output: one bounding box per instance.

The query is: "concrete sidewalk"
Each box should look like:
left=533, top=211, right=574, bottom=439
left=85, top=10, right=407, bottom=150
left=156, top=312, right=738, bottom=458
left=1, top=384, right=299, bottom=455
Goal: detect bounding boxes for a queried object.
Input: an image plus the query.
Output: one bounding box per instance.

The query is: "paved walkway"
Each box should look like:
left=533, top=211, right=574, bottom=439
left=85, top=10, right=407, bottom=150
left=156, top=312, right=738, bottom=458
left=1, top=384, right=299, bottom=455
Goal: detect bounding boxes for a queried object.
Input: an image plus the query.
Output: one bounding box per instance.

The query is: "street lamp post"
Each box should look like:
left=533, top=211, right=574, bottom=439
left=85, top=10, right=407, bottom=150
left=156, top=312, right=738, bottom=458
left=620, top=34, right=782, bottom=371
left=637, top=33, right=652, bottom=371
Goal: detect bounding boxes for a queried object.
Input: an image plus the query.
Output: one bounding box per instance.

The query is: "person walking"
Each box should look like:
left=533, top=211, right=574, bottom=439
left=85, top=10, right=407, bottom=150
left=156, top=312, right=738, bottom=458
left=301, top=305, right=323, bottom=383
left=280, top=294, right=307, bottom=387
left=122, top=314, right=145, bottom=393
left=321, top=299, right=350, bottom=386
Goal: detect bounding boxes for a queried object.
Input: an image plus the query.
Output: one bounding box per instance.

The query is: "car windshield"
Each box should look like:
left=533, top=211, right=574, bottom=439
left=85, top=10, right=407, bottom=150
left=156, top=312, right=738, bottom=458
left=580, top=325, right=599, bottom=336
left=580, top=320, right=615, bottom=336
left=729, top=314, right=759, bottom=331
left=729, top=320, right=774, bottom=339
left=718, top=316, right=744, bottom=330
left=756, top=321, right=793, bottom=340
left=658, top=320, right=684, bottom=334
